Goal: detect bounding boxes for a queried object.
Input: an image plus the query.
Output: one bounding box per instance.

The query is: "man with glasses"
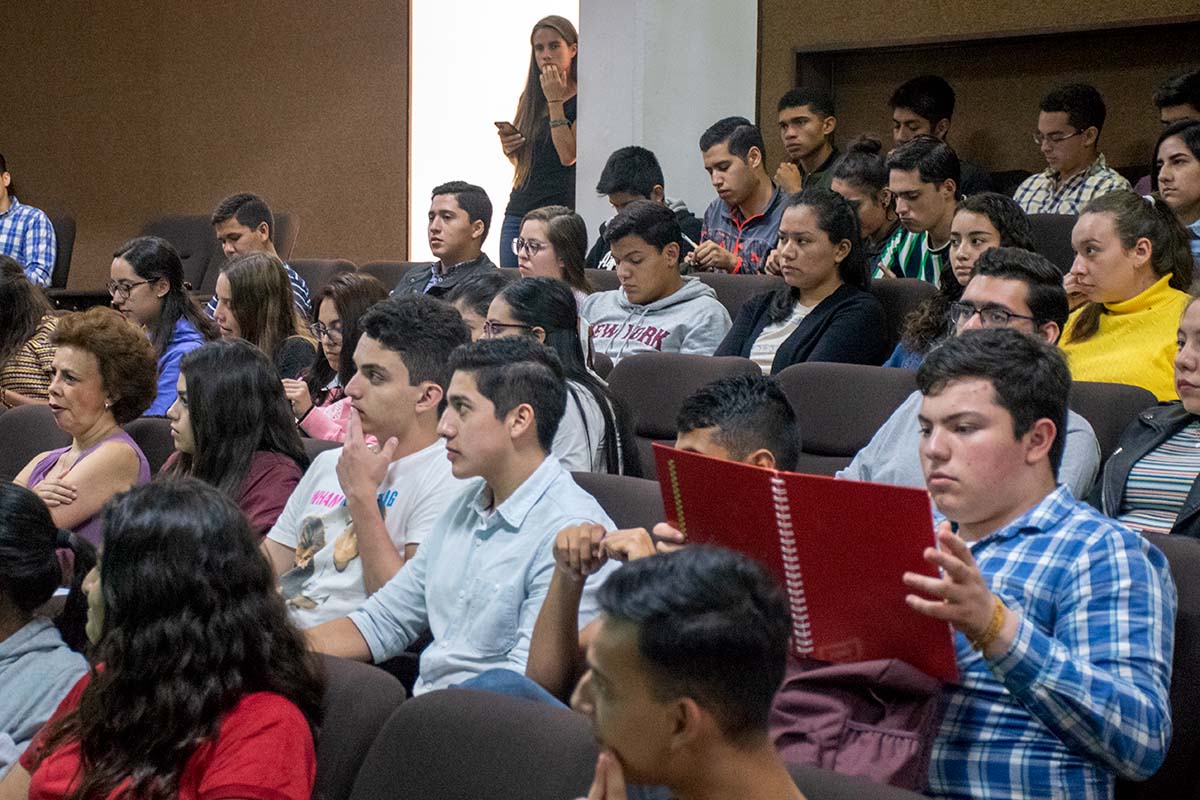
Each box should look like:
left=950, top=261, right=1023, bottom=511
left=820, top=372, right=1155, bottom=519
left=1014, top=84, right=1130, bottom=214
left=840, top=247, right=1100, bottom=496
left=392, top=181, right=498, bottom=298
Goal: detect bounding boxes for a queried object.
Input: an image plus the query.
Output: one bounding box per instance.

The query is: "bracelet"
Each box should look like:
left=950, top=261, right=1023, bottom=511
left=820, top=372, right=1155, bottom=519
left=968, top=595, right=1007, bottom=652
left=549, top=119, right=572, bottom=129
left=296, top=404, right=314, bottom=424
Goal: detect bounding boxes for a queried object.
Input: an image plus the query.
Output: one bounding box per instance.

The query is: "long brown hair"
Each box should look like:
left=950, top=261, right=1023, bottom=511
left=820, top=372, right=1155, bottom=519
left=521, top=205, right=591, bottom=294
left=223, top=252, right=313, bottom=363
left=0, top=255, right=52, bottom=368
left=511, top=15, right=578, bottom=189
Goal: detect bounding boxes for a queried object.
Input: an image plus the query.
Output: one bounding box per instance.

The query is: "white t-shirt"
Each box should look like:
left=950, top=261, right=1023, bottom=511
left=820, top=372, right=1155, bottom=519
left=553, top=380, right=609, bottom=473
left=266, top=439, right=464, bottom=629
left=749, top=302, right=813, bottom=374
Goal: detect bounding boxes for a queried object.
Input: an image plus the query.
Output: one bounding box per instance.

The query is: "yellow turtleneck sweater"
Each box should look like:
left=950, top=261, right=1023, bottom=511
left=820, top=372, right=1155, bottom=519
left=1060, top=273, right=1189, bottom=401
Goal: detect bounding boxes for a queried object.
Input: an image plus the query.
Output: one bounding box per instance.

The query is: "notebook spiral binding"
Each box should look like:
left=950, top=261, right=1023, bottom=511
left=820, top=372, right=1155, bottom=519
left=771, top=475, right=814, bottom=652
left=668, top=460, right=687, bottom=536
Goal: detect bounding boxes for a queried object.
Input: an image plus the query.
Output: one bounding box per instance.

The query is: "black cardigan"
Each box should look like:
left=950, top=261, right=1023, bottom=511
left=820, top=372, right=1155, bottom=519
left=715, top=283, right=890, bottom=374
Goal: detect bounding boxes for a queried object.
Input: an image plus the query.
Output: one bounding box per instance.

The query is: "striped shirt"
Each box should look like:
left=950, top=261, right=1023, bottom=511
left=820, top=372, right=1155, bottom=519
left=1118, top=420, right=1200, bottom=534
left=873, top=228, right=945, bottom=285
left=0, top=315, right=57, bottom=400
left=0, top=198, right=56, bottom=287
left=1013, top=153, right=1131, bottom=215
left=930, top=485, right=1176, bottom=800
left=205, top=261, right=313, bottom=319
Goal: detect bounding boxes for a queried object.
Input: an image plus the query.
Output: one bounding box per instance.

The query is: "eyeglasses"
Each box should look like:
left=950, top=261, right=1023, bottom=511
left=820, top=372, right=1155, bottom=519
left=483, top=320, right=536, bottom=338
left=1033, top=130, right=1083, bottom=146
left=949, top=302, right=1038, bottom=329
left=106, top=279, right=152, bottom=298
left=309, top=321, right=344, bottom=342
left=511, top=237, right=549, bottom=256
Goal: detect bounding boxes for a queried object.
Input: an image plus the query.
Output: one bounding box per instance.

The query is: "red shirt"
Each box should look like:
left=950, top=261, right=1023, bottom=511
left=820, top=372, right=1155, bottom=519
left=21, top=676, right=315, bottom=800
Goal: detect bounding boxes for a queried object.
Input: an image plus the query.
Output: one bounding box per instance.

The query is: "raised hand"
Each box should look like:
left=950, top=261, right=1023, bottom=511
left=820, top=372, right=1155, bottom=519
left=540, top=63, right=571, bottom=103
left=281, top=378, right=313, bottom=418
left=774, top=162, right=803, bottom=194
left=553, top=523, right=609, bottom=582
left=335, top=408, right=398, bottom=505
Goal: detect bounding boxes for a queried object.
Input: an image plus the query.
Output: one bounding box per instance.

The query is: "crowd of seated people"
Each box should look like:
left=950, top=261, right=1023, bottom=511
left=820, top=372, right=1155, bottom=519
left=4, top=47, right=1200, bottom=800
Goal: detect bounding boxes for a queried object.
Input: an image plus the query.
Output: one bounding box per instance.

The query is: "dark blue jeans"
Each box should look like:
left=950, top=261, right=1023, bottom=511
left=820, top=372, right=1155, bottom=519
left=499, top=212, right=523, bottom=267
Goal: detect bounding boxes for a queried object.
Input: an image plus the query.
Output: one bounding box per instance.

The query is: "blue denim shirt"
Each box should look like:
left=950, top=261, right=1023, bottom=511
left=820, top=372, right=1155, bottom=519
left=348, top=456, right=616, bottom=694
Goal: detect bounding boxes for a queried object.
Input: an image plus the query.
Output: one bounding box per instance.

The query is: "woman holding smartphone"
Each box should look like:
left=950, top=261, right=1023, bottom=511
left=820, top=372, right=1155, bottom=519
left=496, top=15, right=579, bottom=267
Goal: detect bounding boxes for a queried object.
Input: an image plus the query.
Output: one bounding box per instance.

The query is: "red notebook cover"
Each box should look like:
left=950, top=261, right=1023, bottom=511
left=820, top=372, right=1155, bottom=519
left=653, top=443, right=959, bottom=683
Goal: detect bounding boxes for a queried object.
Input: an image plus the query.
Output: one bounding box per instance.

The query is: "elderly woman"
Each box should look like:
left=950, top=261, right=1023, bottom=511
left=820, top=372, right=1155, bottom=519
left=13, top=307, right=158, bottom=545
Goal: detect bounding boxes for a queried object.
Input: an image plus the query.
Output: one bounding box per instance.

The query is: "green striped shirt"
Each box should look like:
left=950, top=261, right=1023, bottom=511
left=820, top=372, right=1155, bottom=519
left=873, top=228, right=946, bottom=286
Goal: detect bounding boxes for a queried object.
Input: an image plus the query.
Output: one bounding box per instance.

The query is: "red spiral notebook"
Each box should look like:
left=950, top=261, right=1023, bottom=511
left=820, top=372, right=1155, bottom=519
left=653, top=443, right=959, bottom=683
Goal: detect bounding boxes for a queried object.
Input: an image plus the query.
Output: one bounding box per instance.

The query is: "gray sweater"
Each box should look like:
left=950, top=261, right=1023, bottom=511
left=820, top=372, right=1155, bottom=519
left=581, top=277, right=731, bottom=365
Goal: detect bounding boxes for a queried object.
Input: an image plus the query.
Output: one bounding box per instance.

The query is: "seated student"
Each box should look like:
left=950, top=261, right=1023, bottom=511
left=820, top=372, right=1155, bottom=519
left=877, top=135, right=959, bottom=285
left=393, top=181, right=497, bottom=297
left=902, top=328, right=1174, bottom=799
left=573, top=547, right=806, bottom=800
left=774, top=87, right=839, bottom=194
left=0, top=484, right=93, bottom=778
left=486, top=277, right=639, bottom=475
left=162, top=340, right=309, bottom=537
left=445, top=270, right=517, bottom=341
left=205, top=192, right=312, bottom=318
left=0, top=256, right=56, bottom=409
left=1014, top=83, right=1131, bottom=215
left=0, top=153, right=56, bottom=287
left=840, top=247, right=1101, bottom=498
left=888, top=75, right=992, bottom=196
left=0, top=479, right=323, bottom=800
left=693, top=117, right=785, bottom=274
left=586, top=146, right=703, bottom=270
left=513, top=205, right=593, bottom=305
left=1135, top=69, right=1200, bottom=194
left=13, top=308, right=158, bottom=545
left=583, top=201, right=731, bottom=364
left=1062, top=190, right=1193, bottom=400
left=885, top=192, right=1036, bottom=369
left=716, top=187, right=889, bottom=373
left=262, top=295, right=471, bottom=628
left=109, top=236, right=219, bottom=415
left=214, top=252, right=317, bottom=379
left=1153, top=119, right=1200, bottom=264
left=282, top=273, right=389, bottom=443
left=305, top=338, right=616, bottom=693
left=829, top=136, right=903, bottom=273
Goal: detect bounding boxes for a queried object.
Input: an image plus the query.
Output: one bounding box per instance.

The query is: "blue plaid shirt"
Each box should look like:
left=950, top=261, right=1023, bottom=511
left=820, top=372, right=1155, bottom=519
left=929, top=485, right=1176, bottom=800
left=0, top=198, right=56, bottom=286
left=205, top=261, right=312, bottom=319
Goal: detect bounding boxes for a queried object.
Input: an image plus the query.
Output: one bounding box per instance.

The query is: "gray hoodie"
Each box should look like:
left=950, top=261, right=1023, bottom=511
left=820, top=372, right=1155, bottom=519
left=581, top=277, right=731, bottom=365
left=0, top=618, right=87, bottom=778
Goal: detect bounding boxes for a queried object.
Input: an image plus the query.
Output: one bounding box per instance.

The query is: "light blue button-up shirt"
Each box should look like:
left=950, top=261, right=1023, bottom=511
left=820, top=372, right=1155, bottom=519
left=348, top=455, right=616, bottom=694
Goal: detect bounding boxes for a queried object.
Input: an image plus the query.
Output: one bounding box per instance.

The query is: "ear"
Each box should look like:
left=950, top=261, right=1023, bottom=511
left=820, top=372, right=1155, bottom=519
left=662, top=240, right=681, bottom=265
left=744, top=448, right=777, bottom=470
left=1082, top=126, right=1100, bottom=148
left=414, top=381, right=444, bottom=415
left=650, top=185, right=665, bottom=204
left=821, top=114, right=837, bottom=136
left=255, top=221, right=272, bottom=241
left=746, top=146, right=763, bottom=171
left=471, top=218, right=486, bottom=241
left=1038, top=320, right=1061, bottom=345
left=532, top=325, right=547, bottom=344
left=154, top=278, right=170, bottom=299
left=1131, top=236, right=1154, bottom=270
left=933, top=118, right=951, bottom=140
left=940, top=179, right=958, bottom=200
left=877, top=187, right=893, bottom=208
left=832, top=238, right=852, bottom=265
left=1, top=172, right=10, bottom=190
left=668, top=697, right=712, bottom=752
left=507, top=402, right=537, bottom=443
left=1022, top=417, right=1057, bottom=467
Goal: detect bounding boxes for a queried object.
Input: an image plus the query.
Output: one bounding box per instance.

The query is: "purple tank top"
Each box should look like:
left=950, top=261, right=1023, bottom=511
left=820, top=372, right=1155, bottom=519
left=29, top=429, right=151, bottom=545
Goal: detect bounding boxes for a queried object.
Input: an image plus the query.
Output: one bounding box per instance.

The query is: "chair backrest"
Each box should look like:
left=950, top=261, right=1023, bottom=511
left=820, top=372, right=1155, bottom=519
left=289, top=258, right=358, bottom=302
left=776, top=363, right=917, bottom=476
left=124, top=417, right=177, bottom=475
left=139, top=214, right=221, bottom=292
left=572, top=472, right=665, bottom=531
left=1116, top=533, right=1200, bottom=800
left=0, top=404, right=71, bottom=482
left=47, top=213, right=76, bottom=289
left=591, top=351, right=614, bottom=380
left=315, top=655, right=406, bottom=800
left=583, top=268, right=621, bottom=292
left=357, top=261, right=422, bottom=292
left=1067, top=381, right=1157, bottom=465
left=304, top=437, right=342, bottom=462
left=787, top=763, right=929, bottom=800
left=607, top=352, right=761, bottom=475
left=693, top=272, right=786, bottom=320
left=868, top=278, right=938, bottom=350
left=347, top=688, right=596, bottom=800
left=1028, top=214, right=1078, bottom=275
left=273, top=211, right=299, bottom=262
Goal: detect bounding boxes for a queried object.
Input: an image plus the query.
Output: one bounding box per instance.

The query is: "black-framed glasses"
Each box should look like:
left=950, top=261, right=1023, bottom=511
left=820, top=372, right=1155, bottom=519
left=483, top=320, right=536, bottom=338
left=511, top=237, right=549, bottom=256
left=949, top=302, right=1038, bottom=329
left=1033, top=130, right=1083, bottom=146
left=106, top=279, right=152, bottom=298
left=309, top=321, right=344, bottom=342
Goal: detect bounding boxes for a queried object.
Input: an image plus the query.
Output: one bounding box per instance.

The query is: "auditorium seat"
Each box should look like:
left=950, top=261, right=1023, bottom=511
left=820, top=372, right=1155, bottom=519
left=303, top=436, right=342, bottom=462
left=315, top=655, right=406, bottom=800
left=590, top=351, right=614, bottom=380
left=694, top=272, right=785, bottom=320
left=607, top=353, right=761, bottom=475
left=1067, top=381, right=1157, bottom=465
left=47, top=212, right=76, bottom=289
left=572, top=472, right=665, bottom=531
left=787, top=763, right=928, bottom=800
left=124, top=416, right=177, bottom=474
left=1028, top=214, right=1078, bottom=275
left=584, top=267, right=620, bottom=292
left=289, top=258, right=357, bottom=299
left=776, top=363, right=917, bottom=476
left=0, top=404, right=70, bottom=482
left=869, top=278, right=937, bottom=350
left=357, top=261, right=421, bottom=291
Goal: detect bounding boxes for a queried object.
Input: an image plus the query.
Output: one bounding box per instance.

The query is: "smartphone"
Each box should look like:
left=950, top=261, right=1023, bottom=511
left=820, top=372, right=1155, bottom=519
left=494, top=121, right=519, bottom=135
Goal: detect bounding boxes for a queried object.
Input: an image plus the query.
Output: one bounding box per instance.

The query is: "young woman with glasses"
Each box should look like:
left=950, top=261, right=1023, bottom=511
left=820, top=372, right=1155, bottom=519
left=513, top=205, right=592, bottom=305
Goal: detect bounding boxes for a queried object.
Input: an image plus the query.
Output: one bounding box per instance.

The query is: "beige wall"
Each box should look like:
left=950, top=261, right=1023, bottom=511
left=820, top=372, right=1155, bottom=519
left=1, top=2, right=410, bottom=290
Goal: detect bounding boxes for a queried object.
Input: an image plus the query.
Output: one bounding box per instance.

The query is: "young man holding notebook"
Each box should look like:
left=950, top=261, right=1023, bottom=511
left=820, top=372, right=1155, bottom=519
left=903, top=328, right=1175, bottom=799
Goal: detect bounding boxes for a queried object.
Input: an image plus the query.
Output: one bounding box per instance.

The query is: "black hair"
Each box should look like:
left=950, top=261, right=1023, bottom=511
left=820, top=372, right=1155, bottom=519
left=445, top=270, right=518, bottom=319
left=1151, top=118, right=1200, bottom=193
left=0, top=152, right=6, bottom=173
left=886, top=134, right=961, bottom=191
left=113, top=236, right=219, bottom=359
left=888, top=75, right=956, bottom=125
left=831, top=135, right=889, bottom=193
left=957, top=193, right=1036, bottom=252
left=1153, top=69, right=1200, bottom=112
left=766, top=188, right=869, bottom=322
left=210, top=192, right=275, bottom=240
left=166, top=339, right=309, bottom=497
left=676, top=374, right=801, bottom=471
left=1040, top=83, right=1107, bottom=136
left=432, top=180, right=494, bottom=241
left=596, top=545, right=791, bottom=744
left=917, top=328, right=1069, bottom=477
left=447, top=337, right=567, bottom=453
left=972, top=247, right=1070, bottom=334
left=0, top=255, right=52, bottom=370
left=698, top=116, right=765, bottom=162
left=0, top=482, right=96, bottom=652
left=596, top=146, right=666, bottom=199
left=604, top=199, right=683, bottom=254
left=777, top=87, right=836, bottom=117
left=496, top=278, right=641, bottom=476
left=34, top=478, right=324, bottom=800
left=304, top=272, right=389, bottom=405
left=359, top=294, right=472, bottom=403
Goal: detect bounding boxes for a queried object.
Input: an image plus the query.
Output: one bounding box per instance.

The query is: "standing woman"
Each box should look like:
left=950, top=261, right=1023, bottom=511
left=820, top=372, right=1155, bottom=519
left=1153, top=119, right=1200, bottom=264
left=109, top=236, right=219, bottom=415
left=213, top=252, right=317, bottom=379
left=497, top=16, right=579, bottom=267
left=0, top=256, right=56, bottom=409
left=515, top=205, right=592, bottom=305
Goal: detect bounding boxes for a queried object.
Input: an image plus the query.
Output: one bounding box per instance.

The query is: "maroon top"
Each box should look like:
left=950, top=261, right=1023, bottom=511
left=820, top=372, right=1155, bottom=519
left=160, top=450, right=303, bottom=538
